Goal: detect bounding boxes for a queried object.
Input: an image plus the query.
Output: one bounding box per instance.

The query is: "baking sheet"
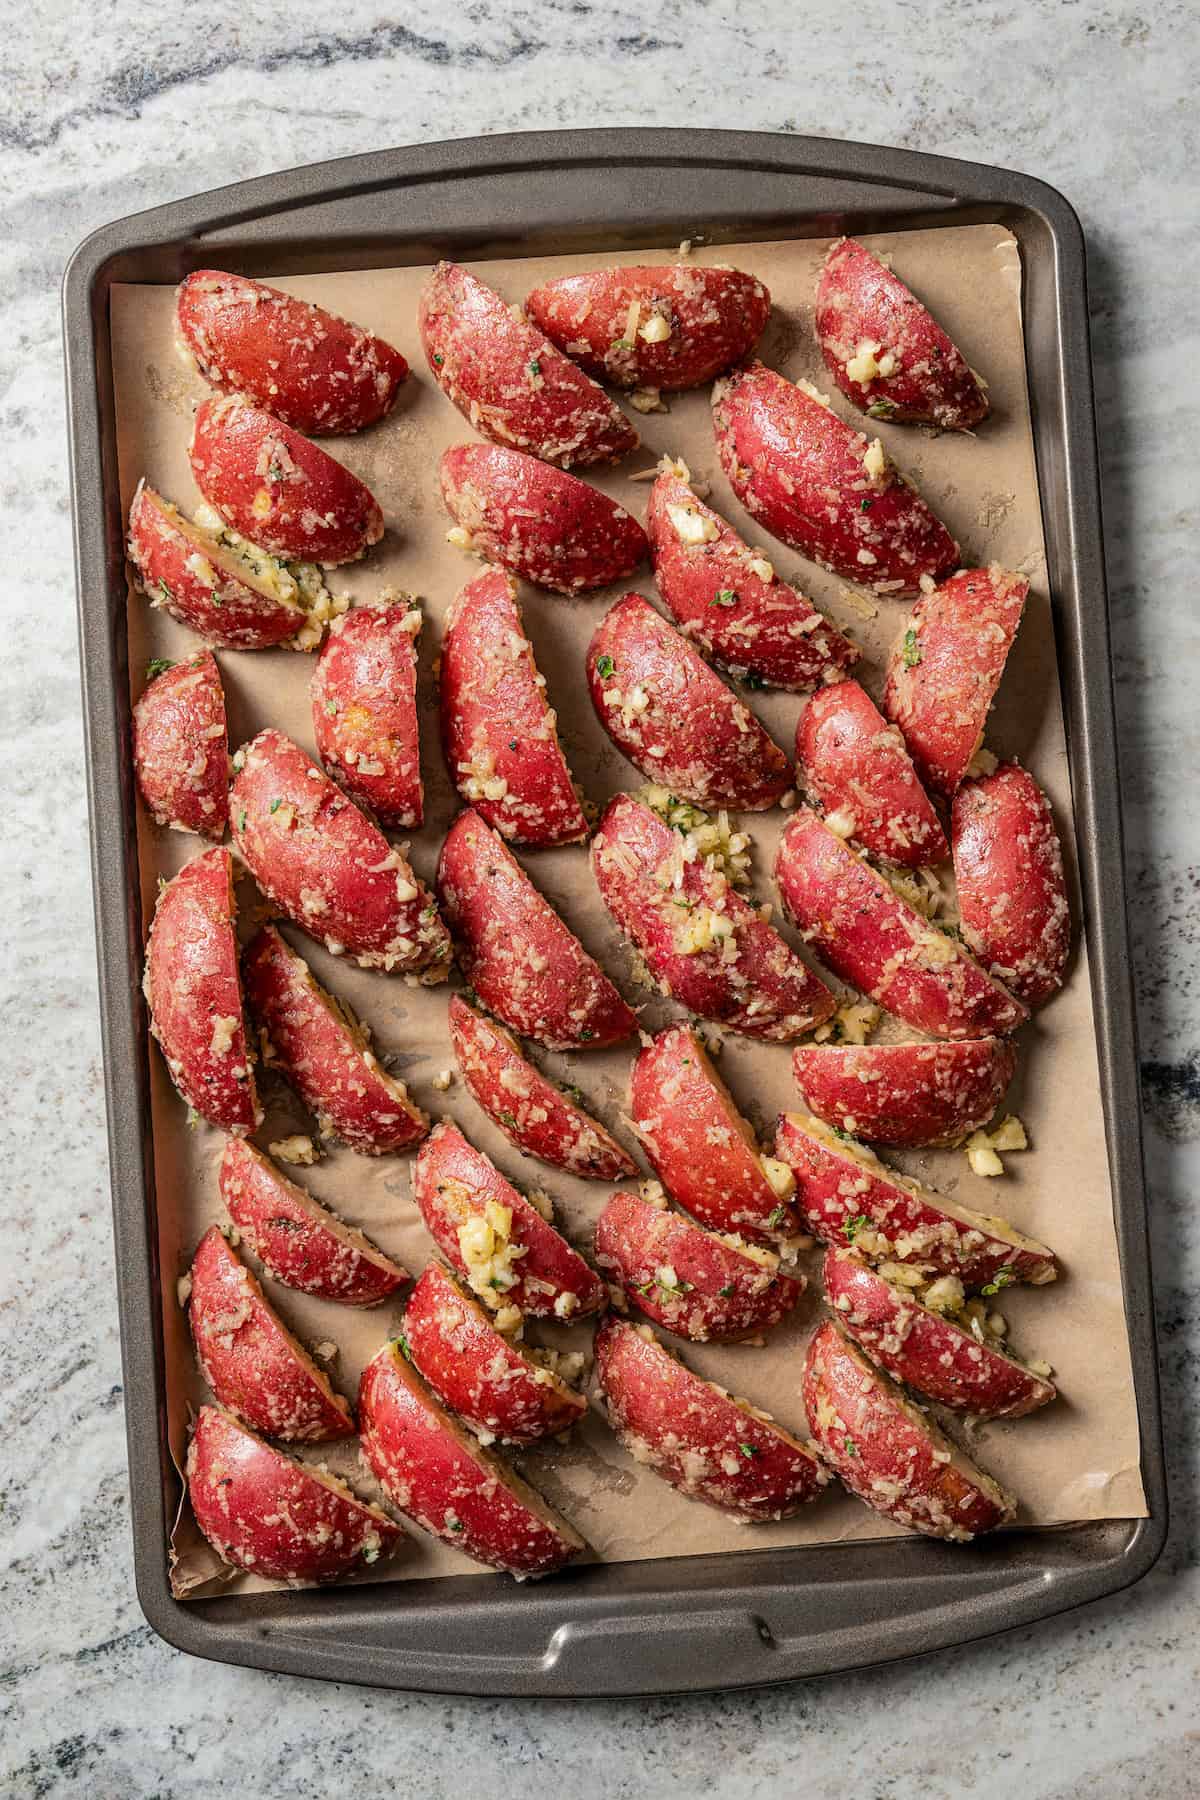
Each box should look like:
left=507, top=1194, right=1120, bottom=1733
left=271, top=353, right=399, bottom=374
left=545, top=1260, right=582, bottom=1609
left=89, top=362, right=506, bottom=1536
left=107, top=224, right=1147, bottom=1600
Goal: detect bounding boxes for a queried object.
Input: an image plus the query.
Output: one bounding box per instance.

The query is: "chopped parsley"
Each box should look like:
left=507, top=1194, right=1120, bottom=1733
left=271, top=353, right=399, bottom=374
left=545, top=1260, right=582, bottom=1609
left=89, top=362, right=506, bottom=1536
left=156, top=579, right=173, bottom=605
left=210, top=589, right=223, bottom=608
left=842, top=1214, right=870, bottom=1243
left=448, top=1518, right=464, bottom=1532
left=738, top=1442, right=759, bottom=1459
left=766, top=1204, right=789, bottom=1230
left=860, top=497, right=873, bottom=513
left=867, top=398, right=897, bottom=419
left=595, top=654, right=616, bottom=680
left=843, top=1435, right=859, bottom=1456
left=324, top=699, right=338, bottom=716
left=528, top=358, right=541, bottom=376
left=269, top=798, right=284, bottom=814
left=145, top=656, right=174, bottom=679
left=613, top=337, right=635, bottom=351
left=711, top=588, right=738, bottom=608
left=902, top=629, right=922, bottom=668
left=237, top=810, right=247, bottom=831
left=498, top=1109, right=518, bottom=1130
left=981, top=1268, right=1016, bottom=1296
left=394, top=1333, right=413, bottom=1362
left=742, top=672, right=767, bottom=690
left=433, top=352, right=444, bottom=366
left=718, top=1283, right=735, bottom=1297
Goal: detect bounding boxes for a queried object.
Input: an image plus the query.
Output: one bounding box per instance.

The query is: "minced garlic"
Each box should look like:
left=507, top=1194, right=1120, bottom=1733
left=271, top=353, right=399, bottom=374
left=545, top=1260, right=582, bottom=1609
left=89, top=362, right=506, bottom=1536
left=965, top=1115, right=1029, bottom=1177
left=269, top=1134, right=318, bottom=1165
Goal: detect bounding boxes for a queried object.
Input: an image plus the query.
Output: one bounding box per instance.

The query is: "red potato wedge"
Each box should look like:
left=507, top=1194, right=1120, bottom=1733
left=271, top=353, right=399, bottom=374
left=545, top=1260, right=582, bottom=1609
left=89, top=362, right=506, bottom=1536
left=243, top=926, right=429, bottom=1155
left=795, top=679, right=946, bottom=868
left=402, top=1262, right=587, bottom=1444
left=591, top=794, right=835, bottom=1041
left=882, top=566, right=1028, bottom=798
left=440, top=444, right=647, bottom=595
left=587, top=592, right=792, bottom=811
left=814, top=238, right=990, bottom=431
left=712, top=363, right=959, bottom=597
left=440, top=568, right=588, bottom=847
left=525, top=262, right=771, bottom=392
left=774, top=808, right=1026, bottom=1040
left=311, top=600, right=423, bottom=829
left=219, top=1137, right=409, bottom=1304
left=412, top=1121, right=607, bottom=1321
left=449, top=995, right=636, bottom=1181
left=595, top=1190, right=804, bottom=1342
left=646, top=466, right=858, bottom=691
left=187, top=1227, right=354, bottom=1440
left=823, top=1249, right=1056, bottom=1419
left=190, top=395, right=383, bottom=566
left=802, top=1319, right=1016, bottom=1540
left=230, top=728, right=449, bottom=977
left=437, top=808, right=636, bottom=1051
left=791, top=1037, right=1017, bottom=1149
left=630, top=1024, right=801, bottom=1241
left=595, top=1317, right=828, bottom=1520
left=952, top=762, right=1070, bottom=1007
left=359, top=1340, right=586, bottom=1577
left=774, top=1111, right=1057, bottom=1288
left=177, top=269, right=408, bottom=436
left=187, top=1405, right=403, bottom=1583
left=144, top=847, right=259, bottom=1133
left=132, top=650, right=229, bottom=838
left=418, top=261, right=638, bottom=468
left=127, top=481, right=307, bottom=651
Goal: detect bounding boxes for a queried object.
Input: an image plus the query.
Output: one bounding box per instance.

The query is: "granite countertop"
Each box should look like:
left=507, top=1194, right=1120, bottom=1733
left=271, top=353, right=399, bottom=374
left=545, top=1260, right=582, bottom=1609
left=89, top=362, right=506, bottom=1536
left=2, top=3, right=1196, bottom=1794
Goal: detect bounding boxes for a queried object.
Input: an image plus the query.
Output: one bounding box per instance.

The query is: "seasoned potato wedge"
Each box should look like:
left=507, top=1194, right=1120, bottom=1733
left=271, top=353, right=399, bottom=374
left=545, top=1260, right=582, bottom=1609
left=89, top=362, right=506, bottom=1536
left=187, top=1405, right=403, bottom=1583
left=242, top=925, right=429, bottom=1155
left=190, top=395, right=383, bottom=565
left=419, top=261, right=638, bottom=467
left=592, top=794, right=835, bottom=1041
left=359, top=1338, right=587, bottom=1577
left=525, top=262, right=771, bottom=392
left=219, top=1137, right=409, bottom=1304
left=311, top=599, right=424, bottom=829
left=187, top=1227, right=354, bottom=1440
left=587, top=592, right=792, bottom=811
left=449, top=995, right=636, bottom=1180
left=177, top=269, right=408, bottom=434
left=143, top=847, right=259, bottom=1133
left=952, top=762, right=1070, bottom=1006
left=133, top=650, right=229, bottom=839
left=440, top=567, right=588, bottom=846
left=595, top=1318, right=828, bottom=1520
left=403, top=1262, right=588, bottom=1444
left=712, top=363, right=958, bottom=597
left=803, top=1320, right=1016, bottom=1540
left=440, top=444, right=647, bottom=595
left=595, top=1189, right=804, bottom=1342
left=795, top=678, right=946, bottom=868
left=438, top=808, right=636, bottom=1051
left=791, top=1037, right=1017, bottom=1148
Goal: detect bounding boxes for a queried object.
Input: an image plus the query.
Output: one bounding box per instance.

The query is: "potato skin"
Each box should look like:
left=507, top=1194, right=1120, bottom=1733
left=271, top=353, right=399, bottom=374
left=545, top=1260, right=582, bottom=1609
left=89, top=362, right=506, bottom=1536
left=814, top=238, right=990, bottom=431
left=802, top=1319, right=1016, bottom=1540
left=595, top=1318, right=828, bottom=1520
left=823, top=1249, right=1056, bottom=1419
left=646, top=468, right=858, bottom=691
left=177, top=269, right=409, bottom=435
left=595, top=1190, right=803, bottom=1342
left=411, top=1121, right=607, bottom=1320
left=449, top=995, right=636, bottom=1180
left=242, top=926, right=429, bottom=1155
left=440, top=568, right=588, bottom=847
left=774, top=1112, right=1057, bottom=1288
left=882, top=567, right=1028, bottom=798
left=187, top=1227, right=354, bottom=1440
left=791, top=1037, right=1017, bottom=1149
left=437, top=808, right=636, bottom=1051
left=440, top=444, right=647, bottom=595
left=712, top=363, right=958, bottom=597
left=525, top=262, right=771, bottom=392
left=219, top=1137, right=409, bottom=1304
left=132, top=650, right=229, bottom=839
left=230, top=728, right=449, bottom=976
left=952, top=762, right=1070, bottom=1007
left=144, top=847, right=259, bottom=1133
left=774, top=808, right=1026, bottom=1040
left=358, top=1339, right=586, bottom=1577
left=418, top=261, right=638, bottom=468
left=186, top=1406, right=403, bottom=1583
left=311, top=601, right=423, bottom=829
left=587, top=593, right=792, bottom=811
left=630, top=1024, right=800, bottom=1241
left=402, top=1262, right=587, bottom=1444
left=189, top=395, right=384, bottom=565
left=795, top=678, right=946, bottom=868
left=128, top=482, right=304, bottom=650
left=592, top=795, right=835, bottom=1041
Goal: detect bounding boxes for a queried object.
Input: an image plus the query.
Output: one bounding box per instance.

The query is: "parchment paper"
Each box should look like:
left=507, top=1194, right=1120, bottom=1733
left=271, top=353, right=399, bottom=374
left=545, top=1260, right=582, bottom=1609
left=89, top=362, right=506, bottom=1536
left=108, top=224, right=1147, bottom=1601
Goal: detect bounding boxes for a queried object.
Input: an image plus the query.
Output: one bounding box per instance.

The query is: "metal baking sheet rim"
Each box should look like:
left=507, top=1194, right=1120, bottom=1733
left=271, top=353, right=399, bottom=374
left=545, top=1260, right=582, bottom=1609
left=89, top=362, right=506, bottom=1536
left=62, top=127, right=1167, bottom=1699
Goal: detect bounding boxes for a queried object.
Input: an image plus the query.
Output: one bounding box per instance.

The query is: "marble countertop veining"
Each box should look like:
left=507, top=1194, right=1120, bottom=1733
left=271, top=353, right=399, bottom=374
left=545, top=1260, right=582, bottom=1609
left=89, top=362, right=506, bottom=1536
left=2, top=2, right=1197, bottom=1794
